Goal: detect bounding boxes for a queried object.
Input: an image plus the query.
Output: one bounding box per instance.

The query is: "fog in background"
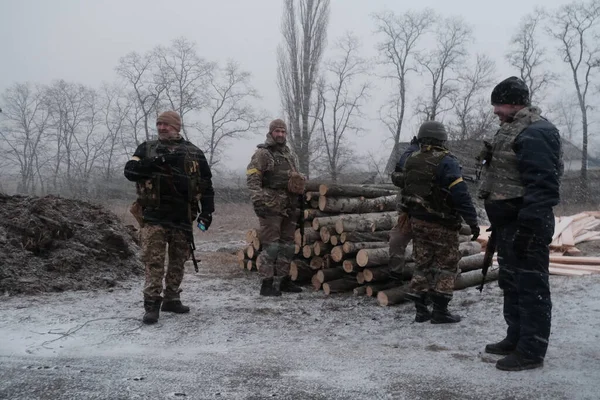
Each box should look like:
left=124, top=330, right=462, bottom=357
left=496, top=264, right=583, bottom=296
left=1, top=0, right=597, bottom=196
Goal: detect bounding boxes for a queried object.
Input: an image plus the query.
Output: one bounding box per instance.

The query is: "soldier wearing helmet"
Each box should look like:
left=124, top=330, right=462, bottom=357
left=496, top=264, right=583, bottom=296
left=398, top=120, right=479, bottom=324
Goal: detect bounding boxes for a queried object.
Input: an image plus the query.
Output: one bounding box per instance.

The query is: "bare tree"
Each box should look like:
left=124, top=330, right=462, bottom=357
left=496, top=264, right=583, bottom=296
left=68, top=89, right=108, bottom=198
left=549, top=95, right=580, bottom=142
left=373, top=9, right=433, bottom=145
left=122, top=90, right=150, bottom=147
left=451, top=54, right=496, bottom=140
left=314, top=33, right=370, bottom=182
left=100, top=84, right=132, bottom=183
left=154, top=37, right=215, bottom=140
left=277, top=0, right=330, bottom=176
left=507, top=9, right=557, bottom=104
left=417, top=16, right=473, bottom=121
left=365, top=149, right=391, bottom=184
left=201, top=60, right=264, bottom=167
left=45, top=80, right=94, bottom=194
left=115, top=51, right=163, bottom=141
left=0, top=83, right=51, bottom=194
left=549, top=0, right=600, bottom=184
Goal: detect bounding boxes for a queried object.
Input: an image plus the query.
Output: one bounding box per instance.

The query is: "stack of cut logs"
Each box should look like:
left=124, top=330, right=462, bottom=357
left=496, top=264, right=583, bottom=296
left=238, top=182, right=495, bottom=307
left=238, top=183, right=600, bottom=305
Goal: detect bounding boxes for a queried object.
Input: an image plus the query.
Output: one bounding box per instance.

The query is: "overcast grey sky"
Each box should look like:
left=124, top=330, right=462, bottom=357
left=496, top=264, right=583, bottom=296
left=0, top=0, right=583, bottom=171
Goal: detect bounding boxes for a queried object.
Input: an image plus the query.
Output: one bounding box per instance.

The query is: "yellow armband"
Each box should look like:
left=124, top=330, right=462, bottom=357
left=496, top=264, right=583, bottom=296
left=448, top=177, right=463, bottom=189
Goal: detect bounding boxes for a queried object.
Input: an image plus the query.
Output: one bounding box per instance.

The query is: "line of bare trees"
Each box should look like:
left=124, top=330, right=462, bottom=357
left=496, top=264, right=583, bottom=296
left=277, top=0, right=600, bottom=187
left=0, top=37, right=266, bottom=197
left=2, top=0, right=600, bottom=197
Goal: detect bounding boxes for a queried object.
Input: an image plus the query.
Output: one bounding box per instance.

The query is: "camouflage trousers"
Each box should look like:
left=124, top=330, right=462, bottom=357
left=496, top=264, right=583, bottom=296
left=141, top=224, right=190, bottom=300
left=256, top=214, right=297, bottom=279
left=388, top=212, right=413, bottom=279
left=409, top=218, right=460, bottom=296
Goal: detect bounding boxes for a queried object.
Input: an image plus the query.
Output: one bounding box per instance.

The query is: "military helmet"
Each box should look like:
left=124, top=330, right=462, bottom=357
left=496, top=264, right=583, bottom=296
left=417, top=120, right=448, bottom=142
left=491, top=76, right=530, bottom=106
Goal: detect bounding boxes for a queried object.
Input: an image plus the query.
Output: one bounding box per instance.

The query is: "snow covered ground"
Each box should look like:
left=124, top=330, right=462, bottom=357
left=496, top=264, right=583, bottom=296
left=1, top=255, right=599, bottom=400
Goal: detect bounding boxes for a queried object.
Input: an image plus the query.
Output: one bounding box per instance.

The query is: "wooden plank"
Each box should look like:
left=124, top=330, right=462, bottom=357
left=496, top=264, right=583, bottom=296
left=574, top=232, right=600, bottom=245
left=583, top=219, right=600, bottom=231
left=549, top=255, right=600, bottom=265
left=572, top=212, right=593, bottom=221
left=570, top=216, right=595, bottom=235
left=552, top=216, right=574, bottom=241
left=549, top=266, right=592, bottom=276
left=560, top=225, right=575, bottom=247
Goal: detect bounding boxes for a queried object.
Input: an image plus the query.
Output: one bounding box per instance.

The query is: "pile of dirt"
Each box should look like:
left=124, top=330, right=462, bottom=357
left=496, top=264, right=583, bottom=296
left=0, top=193, right=143, bottom=295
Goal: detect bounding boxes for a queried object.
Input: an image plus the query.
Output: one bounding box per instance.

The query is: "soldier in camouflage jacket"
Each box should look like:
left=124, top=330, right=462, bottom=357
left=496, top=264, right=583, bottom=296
left=246, top=119, right=306, bottom=296
left=124, top=111, right=214, bottom=324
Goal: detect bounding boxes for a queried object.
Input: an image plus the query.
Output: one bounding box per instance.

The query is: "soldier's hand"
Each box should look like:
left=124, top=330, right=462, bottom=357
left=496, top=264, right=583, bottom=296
left=197, top=212, right=212, bottom=231
left=513, top=225, right=534, bottom=259
left=287, top=171, right=306, bottom=194
left=469, top=225, right=480, bottom=241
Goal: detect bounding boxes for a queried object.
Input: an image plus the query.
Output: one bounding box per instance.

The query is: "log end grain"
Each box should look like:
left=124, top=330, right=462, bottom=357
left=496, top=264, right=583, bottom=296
left=376, top=291, right=389, bottom=306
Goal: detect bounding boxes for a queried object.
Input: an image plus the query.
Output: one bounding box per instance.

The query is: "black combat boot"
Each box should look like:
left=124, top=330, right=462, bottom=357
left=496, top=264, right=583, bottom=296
left=142, top=298, right=162, bottom=324
left=430, top=292, right=461, bottom=324
left=260, top=278, right=282, bottom=297
left=413, top=293, right=432, bottom=323
left=280, top=276, right=303, bottom=293
left=161, top=299, right=190, bottom=314
left=496, top=351, right=543, bottom=371
left=485, top=338, right=517, bottom=355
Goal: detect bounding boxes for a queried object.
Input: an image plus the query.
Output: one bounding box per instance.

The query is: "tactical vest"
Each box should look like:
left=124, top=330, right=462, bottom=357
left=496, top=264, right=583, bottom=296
left=477, top=110, right=542, bottom=200
left=402, top=147, right=459, bottom=223
left=135, top=141, right=161, bottom=208
left=136, top=140, right=206, bottom=212
left=258, top=144, right=297, bottom=191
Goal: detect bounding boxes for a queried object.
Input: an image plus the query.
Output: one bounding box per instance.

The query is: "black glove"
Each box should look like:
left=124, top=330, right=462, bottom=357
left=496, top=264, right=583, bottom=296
left=197, top=213, right=212, bottom=231
left=513, top=225, right=534, bottom=259
left=469, top=225, right=480, bottom=241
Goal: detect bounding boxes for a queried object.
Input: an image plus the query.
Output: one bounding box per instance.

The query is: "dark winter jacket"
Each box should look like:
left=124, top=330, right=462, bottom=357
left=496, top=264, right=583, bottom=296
left=484, top=117, right=562, bottom=229
left=124, top=138, right=214, bottom=229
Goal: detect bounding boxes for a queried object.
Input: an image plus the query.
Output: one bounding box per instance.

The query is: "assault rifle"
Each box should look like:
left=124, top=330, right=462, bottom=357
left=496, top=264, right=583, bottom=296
left=297, top=194, right=305, bottom=246
left=186, top=227, right=200, bottom=273
left=478, top=227, right=496, bottom=292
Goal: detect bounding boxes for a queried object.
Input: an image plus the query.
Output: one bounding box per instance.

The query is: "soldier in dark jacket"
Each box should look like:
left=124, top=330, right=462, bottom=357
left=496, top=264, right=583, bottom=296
left=124, top=111, right=214, bottom=324
left=400, top=121, right=480, bottom=324
left=247, top=119, right=306, bottom=296
left=479, top=77, right=562, bottom=371
left=388, top=137, right=419, bottom=279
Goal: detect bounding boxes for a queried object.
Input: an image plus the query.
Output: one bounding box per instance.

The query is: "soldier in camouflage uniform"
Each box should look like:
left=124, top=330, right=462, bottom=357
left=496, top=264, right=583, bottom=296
left=124, top=111, right=215, bottom=324
left=247, top=119, right=306, bottom=296
left=480, top=77, right=562, bottom=371
left=399, top=121, right=480, bottom=324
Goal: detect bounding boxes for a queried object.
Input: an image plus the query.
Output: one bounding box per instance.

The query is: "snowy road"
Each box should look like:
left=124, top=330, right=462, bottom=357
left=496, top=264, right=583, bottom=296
left=1, top=260, right=599, bottom=400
